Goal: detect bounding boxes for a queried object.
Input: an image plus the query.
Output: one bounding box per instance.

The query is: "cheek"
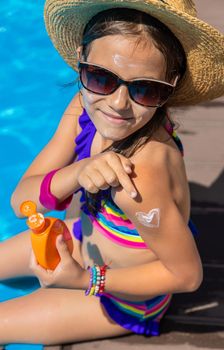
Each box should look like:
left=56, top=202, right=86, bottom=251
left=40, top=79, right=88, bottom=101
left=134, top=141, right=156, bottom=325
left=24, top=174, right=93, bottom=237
left=132, top=106, right=157, bottom=126
left=82, top=88, right=157, bottom=134
left=82, top=89, right=101, bottom=109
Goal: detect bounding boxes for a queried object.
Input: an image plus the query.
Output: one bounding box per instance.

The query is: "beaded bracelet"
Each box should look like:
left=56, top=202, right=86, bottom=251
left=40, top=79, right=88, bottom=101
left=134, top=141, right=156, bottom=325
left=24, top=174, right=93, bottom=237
left=85, top=264, right=108, bottom=296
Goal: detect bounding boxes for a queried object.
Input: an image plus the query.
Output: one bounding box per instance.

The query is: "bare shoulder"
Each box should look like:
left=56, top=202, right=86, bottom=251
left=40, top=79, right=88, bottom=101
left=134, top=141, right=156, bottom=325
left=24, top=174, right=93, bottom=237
left=131, top=136, right=185, bottom=186
left=113, top=136, right=190, bottom=223
left=135, top=135, right=189, bottom=196
left=139, top=140, right=191, bottom=222
left=133, top=140, right=176, bottom=191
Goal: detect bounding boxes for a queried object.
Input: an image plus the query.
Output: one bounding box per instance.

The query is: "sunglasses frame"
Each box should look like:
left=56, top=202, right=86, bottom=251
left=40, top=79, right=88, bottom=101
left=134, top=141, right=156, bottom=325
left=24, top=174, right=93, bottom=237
left=78, top=61, right=179, bottom=108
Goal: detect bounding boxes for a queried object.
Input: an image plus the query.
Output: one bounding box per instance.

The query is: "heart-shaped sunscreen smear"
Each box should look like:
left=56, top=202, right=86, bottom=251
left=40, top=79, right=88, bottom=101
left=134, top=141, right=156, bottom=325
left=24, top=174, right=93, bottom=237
left=135, top=208, right=160, bottom=227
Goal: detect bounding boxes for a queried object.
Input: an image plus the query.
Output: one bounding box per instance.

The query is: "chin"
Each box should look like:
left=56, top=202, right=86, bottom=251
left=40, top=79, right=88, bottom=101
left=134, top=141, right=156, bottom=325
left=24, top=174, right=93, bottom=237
left=104, top=130, right=134, bottom=144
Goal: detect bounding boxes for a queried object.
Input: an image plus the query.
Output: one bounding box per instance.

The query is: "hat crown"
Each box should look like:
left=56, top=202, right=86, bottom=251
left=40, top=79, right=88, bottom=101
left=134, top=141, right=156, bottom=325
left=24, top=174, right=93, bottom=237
left=162, top=0, right=197, bottom=17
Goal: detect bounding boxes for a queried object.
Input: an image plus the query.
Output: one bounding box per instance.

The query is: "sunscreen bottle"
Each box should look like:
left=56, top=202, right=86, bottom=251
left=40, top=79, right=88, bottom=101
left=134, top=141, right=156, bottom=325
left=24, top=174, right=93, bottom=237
left=20, top=200, right=73, bottom=270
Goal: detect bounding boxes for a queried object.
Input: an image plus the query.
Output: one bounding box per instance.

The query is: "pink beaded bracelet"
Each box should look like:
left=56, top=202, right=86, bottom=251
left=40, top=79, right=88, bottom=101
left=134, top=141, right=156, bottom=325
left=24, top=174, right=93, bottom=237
left=39, top=168, right=73, bottom=211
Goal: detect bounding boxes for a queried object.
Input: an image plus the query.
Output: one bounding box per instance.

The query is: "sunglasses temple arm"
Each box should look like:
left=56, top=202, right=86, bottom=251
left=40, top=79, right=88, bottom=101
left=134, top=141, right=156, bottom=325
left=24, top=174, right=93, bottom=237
left=172, top=75, right=179, bottom=87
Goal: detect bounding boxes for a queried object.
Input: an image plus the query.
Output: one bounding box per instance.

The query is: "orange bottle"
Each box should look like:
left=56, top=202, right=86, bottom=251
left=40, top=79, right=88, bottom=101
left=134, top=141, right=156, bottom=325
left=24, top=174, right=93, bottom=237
left=20, top=200, right=73, bottom=270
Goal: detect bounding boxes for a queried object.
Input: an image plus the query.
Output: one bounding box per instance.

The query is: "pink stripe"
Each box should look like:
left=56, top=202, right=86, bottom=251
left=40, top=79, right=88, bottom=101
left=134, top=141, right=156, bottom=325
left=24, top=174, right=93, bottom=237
left=155, top=303, right=171, bottom=321
left=145, top=294, right=172, bottom=315
left=101, top=292, right=146, bottom=310
left=101, top=208, right=135, bottom=230
left=92, top=218, right=147, bottom=249
left=101, top=292, right=172, bottom=316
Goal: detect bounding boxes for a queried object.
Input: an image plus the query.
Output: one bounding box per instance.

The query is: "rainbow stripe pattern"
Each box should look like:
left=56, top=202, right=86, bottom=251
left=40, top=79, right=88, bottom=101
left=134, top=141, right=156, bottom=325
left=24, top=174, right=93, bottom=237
left=98, top=292, right=173, bottom=335
left=90, top=197, right=148, bottom=249
left=101, top=292, right=172, bottom=321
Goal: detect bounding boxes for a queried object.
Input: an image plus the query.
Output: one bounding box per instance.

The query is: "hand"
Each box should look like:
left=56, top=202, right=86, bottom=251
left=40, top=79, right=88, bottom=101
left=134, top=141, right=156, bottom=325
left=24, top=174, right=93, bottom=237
left=77, top=151, right=137, bottom=198
left=29, top=235, right=88, bottom=289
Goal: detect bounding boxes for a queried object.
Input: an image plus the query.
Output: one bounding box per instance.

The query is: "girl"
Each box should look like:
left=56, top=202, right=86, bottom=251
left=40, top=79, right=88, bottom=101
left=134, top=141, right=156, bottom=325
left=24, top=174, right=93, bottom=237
left=1, top=0, right=224, bottom=346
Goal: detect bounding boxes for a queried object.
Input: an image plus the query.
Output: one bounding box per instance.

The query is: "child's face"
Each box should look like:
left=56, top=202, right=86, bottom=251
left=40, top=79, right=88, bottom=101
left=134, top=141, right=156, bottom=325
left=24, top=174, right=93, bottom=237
left=80, top=34, right=167, bottom=142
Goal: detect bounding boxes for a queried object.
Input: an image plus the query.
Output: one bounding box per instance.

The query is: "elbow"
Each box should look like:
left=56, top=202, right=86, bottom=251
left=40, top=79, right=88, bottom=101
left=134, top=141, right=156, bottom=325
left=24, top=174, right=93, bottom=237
left=185, top=275, right=203, bottom=292
left=182, top=267, right=204, bottom=293
left=10, top=192, right=24, bottom=218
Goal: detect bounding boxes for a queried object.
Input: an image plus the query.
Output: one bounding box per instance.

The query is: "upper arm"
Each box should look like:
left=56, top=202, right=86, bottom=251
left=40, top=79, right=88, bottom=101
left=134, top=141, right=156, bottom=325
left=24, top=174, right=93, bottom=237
left=21, top=92, right=83, bottom=180
left=112, top=149, right=203, bottom=285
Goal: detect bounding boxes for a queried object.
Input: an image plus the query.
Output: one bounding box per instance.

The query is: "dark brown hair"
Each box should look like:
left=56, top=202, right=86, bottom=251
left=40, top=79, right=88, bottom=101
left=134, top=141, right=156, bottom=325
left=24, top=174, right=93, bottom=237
left=79, top=8, right=186, bottom=215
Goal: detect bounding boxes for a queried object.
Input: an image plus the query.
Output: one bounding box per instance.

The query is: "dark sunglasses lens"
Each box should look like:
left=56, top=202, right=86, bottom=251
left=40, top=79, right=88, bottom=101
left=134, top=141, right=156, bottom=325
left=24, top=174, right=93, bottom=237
left=80, top=65, right=118, bottom=95
left=130, top=81, right=173, bottom=107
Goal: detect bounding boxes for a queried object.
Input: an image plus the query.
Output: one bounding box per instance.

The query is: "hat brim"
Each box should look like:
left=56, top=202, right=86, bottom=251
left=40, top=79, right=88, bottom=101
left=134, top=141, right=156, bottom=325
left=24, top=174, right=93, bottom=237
left=44, top=0, right=224, bottom=106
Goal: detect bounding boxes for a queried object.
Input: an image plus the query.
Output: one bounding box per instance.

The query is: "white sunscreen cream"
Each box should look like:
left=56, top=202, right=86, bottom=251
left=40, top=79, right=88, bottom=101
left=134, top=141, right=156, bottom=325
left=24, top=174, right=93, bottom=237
left=135, top=208, right=160, bottom=228
left=112, top=54, right=155, bottom=71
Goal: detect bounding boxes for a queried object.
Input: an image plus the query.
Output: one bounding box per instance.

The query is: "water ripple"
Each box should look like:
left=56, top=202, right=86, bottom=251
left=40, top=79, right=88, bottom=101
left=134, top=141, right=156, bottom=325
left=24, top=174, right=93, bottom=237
left=1, top=0, right=77, bottom=239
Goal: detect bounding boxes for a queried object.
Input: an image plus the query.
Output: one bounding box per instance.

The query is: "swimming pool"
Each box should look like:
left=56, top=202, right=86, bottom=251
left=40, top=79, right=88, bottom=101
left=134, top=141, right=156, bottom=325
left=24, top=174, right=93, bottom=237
left=0, top=1, right=78, bottom=348
left=0, top=0, right=78, bottom=240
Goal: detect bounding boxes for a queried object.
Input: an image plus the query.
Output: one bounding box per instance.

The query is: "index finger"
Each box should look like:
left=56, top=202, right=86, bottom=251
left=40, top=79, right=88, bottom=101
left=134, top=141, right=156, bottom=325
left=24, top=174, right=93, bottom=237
left=108, top=156, right=137, bottom=198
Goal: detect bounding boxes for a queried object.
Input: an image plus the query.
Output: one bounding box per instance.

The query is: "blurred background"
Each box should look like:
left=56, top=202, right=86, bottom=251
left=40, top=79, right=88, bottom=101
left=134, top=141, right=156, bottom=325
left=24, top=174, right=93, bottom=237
left=0, top=0, right=223, bottom=343
left=164, top=0, right=224, bottom=331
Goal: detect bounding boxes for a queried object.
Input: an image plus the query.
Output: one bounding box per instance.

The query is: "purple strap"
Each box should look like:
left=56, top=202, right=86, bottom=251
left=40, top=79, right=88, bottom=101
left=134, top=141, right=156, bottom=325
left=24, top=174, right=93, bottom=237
left=74, top=108, right=96, bottom=161
left=39, top=110, right=94, bottom=212
left=74, top=109, right=96, bottom=203
left=72, top=109, right=96, bottom=241
left=39, top=168, right=73, bottom=211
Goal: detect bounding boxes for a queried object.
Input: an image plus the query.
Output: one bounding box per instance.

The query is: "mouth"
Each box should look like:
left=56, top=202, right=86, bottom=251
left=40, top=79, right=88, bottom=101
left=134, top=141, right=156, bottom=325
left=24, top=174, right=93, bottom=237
left=101, top=111, right=133, bottom=124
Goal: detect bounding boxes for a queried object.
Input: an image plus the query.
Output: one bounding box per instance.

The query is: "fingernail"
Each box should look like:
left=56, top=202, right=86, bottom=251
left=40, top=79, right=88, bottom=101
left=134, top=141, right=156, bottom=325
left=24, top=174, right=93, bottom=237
left=130, top=191, right=137, bottom=198
left=125, top=166, right=132, bottom=173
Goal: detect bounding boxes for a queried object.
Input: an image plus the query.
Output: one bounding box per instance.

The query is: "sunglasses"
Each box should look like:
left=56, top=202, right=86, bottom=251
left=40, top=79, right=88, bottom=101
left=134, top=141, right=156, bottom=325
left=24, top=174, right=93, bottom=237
left=78, top=61, right=178, bottom=108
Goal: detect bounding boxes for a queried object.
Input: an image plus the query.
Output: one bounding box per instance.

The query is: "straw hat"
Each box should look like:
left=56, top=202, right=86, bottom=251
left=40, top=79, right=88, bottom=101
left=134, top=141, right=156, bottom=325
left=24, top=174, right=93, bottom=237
left=44, top=0, right=224, bottom=106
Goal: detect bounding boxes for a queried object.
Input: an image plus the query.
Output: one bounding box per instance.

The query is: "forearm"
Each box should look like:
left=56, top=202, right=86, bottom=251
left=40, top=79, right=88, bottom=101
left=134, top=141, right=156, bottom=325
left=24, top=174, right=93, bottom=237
left=81, top=259, right=201, bottom=301
left=50, top=159, right=89, bottom=201
left=11, top=158, right=89, bottom=218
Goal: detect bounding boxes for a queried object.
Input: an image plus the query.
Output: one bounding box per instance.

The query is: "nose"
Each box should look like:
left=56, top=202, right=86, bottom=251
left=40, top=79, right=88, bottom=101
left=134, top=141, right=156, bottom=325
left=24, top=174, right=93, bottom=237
left=107, top=84, right=131, bottom=111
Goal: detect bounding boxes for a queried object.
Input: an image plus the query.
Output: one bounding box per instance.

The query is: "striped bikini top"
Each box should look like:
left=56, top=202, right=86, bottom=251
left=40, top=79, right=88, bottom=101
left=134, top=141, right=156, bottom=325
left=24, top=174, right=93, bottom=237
left=74, top=108, right=198, bottom=249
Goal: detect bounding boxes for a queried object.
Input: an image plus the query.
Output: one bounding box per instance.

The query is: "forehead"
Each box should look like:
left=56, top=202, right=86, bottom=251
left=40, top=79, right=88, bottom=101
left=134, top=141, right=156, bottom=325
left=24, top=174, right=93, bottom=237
left=86, top=35, right=166, bottom=79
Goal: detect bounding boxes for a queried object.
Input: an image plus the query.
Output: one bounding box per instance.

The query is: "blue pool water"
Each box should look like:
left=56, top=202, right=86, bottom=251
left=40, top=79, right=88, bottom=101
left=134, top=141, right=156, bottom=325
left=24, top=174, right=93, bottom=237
left=0, top=1, right=79, bottom=348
